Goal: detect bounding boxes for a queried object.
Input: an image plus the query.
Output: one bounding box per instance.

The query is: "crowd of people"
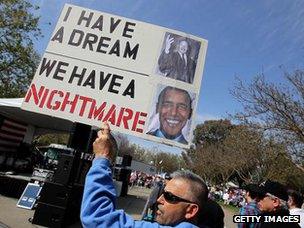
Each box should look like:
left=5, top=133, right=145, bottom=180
left=209, top=183, right=304, bottom=227
left=209, top=186, right=245, bottom=207
left=129, top=171, right=165, bottom=189
left=79, top=122, right=304, bottom=228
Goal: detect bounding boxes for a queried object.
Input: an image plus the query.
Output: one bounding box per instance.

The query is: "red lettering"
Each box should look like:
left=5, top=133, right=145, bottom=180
left=47, top=90, right=64, bottom=110
left=79, top=96, right=93, bottom=116
left=121, top=108, right=133, bottom=130
left=132, top=112, right=147, bottom=133
left=103, top=105, right=117, bottom=125
left=60, top=92, right=79, bottom=113
left=38, top=88, right=49, bottom=108
left=24, top=83, right=46, bottom=105
left=116, top=108, right=125, bottom=127
left=23, top=84, right=148, bottom=134
left=88, top=100, right=106, bottom=120
left=136, top=112, right=147, bottom=133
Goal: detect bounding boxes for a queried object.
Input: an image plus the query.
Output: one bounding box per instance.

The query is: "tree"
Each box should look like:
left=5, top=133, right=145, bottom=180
left=188, top=120, right=303, bottom=187
left=193, top=119, right=233, bottom=146
left=0, top=0, right=41, bottom=98
left=35, top=133, right=69, bottom=146
left=188, top=111, right=304, bottom=188
left=189, top=120, right=237, bottom=184
left=115, top=133, right=134, bottom=157
left=231, top=71, right=304, bottom=162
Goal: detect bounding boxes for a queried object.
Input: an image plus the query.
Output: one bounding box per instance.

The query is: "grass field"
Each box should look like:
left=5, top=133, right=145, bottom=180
left=217, top=200, right=240, bottom=214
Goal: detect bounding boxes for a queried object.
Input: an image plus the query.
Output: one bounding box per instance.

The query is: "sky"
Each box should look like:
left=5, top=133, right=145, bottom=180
left=28, top=0, right=304, bottom=154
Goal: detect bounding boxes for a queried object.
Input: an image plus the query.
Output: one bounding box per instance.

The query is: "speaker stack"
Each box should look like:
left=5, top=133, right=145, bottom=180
left=31, top=123, right=93, bottom=227
left=119, top=155, right=132, bottom=197
left=31, top=153, right=85, bottom=227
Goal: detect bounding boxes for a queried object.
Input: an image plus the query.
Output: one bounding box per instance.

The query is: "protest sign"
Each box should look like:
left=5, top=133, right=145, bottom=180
left=22, top=4, right=208, bottom=148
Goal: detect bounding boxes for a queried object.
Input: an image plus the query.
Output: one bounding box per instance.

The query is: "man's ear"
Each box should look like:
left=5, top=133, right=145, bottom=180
left=273, top=198, right=280, bottom=209
left=156, top=102, right=160, bottom=114
left=185, top=204, right=199, bottom=220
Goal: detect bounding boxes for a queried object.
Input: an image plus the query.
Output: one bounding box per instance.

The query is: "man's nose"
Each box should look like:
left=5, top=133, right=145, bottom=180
left=169, top=104, right=178, bottom=116
left=157, top=194, right=165, bottom=204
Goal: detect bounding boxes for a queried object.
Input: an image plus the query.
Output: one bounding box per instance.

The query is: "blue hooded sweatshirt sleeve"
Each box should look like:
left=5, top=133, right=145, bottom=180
left=80, top=158, right=197, bottom=228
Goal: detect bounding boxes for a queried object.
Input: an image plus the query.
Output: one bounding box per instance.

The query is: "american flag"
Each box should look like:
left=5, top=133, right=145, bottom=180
left=0, top=116, right=28, bottom=153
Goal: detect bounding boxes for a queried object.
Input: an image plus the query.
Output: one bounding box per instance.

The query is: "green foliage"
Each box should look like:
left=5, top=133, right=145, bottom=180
left=0, top=0, right=41, bottom=97
left=265, top=151, right=304, bottom=192
left=114, top=133, right=184, bottom=173
left=35, top=133, right=69, bottom=146
left=193, top=119, right=233, bottom=146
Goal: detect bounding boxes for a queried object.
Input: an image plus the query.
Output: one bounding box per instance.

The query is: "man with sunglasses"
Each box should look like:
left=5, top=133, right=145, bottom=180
left=81, top=122, right=208, bottom=228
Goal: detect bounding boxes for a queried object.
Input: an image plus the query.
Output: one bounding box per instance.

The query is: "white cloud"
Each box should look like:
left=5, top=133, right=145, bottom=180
left=194, top=113, right=220, bottom=125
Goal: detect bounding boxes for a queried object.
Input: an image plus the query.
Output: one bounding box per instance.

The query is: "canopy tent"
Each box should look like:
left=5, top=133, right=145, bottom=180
left=226, top=181, right=239, bottom=188
left=0, top=98, right=74, bottom=137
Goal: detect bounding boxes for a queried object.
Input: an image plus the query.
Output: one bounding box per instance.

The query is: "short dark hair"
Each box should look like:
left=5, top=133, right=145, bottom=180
left=243, top=184, right=260, bottom=200
left=171, top=170, right=208, bottom=207
left=288, top=190, right=304, bottom=208
left=157, top=86, right=192, bottom=117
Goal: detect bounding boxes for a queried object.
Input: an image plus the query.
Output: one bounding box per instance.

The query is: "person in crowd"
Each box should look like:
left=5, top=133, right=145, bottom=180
left=255, top=180, right=300, bottom=228
left=81, top=122, right=209, bottom=227
left=237, top=184, right=260, bottom=228
left=142, top=173, right=172, bottom=221
left=147, top=86, right=192, bottom=144
left=288, top=189, right=304, bottom=228
left=198, top=199, right=225, bottom=228
left=223, top=190, right=229, bottom=205
left=158, top=34, right=196, bottom=84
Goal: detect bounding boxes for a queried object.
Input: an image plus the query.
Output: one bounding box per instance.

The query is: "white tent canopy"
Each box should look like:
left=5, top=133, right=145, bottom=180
left=0, top=98, right=73, bottom=137
left=226, top=181, right=239, bottom=188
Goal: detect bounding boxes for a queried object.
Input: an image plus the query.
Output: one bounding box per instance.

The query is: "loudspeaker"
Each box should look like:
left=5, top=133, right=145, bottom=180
left=121, top=181, right=129, bottom=197
left=118, top=169, right=131, bottom=196
left=53, top=154, right=77, bottom=185
left=32, top=203, right=66, bottom=228
left=87, top=130, right=98, bottom=154
left=68, top=123, right=92, bottom=152
left=38, top=182, right=71, bottom=208
left=75, top=158, right=92, bottom=185
left=32, top=184, right=84, bottom=227
left=122, top=155, right=132, bottom=167
left=116, top=168, right=131, bottom=182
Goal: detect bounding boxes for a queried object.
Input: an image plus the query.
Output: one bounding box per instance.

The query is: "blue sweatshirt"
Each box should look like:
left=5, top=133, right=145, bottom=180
left=81, top=158, right=197, bottom=228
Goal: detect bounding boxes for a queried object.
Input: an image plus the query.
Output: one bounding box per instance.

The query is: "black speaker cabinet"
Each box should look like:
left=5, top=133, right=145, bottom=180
left=32, top=184, right=84, bottom=227
left=68, top=123, right=92, bottom=152
left=38, top=182, right=71, bottom=208
left=117, top=168, right=131, bottom=182
left=32, top=203, right=66, bottom=228
left=53, top=154, right=77, bottom=185
left=75, top=159, right=92, bottom=185
left=122, top=155, right=132, bottom=167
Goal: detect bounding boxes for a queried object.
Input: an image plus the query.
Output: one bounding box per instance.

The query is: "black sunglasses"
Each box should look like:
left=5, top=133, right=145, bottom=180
left=162, top=190, right=195, bottom=204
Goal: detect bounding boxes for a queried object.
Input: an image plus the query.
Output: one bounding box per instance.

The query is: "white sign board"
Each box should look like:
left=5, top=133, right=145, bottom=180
left=22, top=4, right=208, bottom=148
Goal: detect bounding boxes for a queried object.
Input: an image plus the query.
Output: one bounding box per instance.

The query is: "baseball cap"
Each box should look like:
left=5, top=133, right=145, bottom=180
left=258, top=180, right=288, bottom=202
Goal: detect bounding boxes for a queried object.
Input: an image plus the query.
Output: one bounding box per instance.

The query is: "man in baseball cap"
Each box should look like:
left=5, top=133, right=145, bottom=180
left=255, top=180, right=300, bottom=228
